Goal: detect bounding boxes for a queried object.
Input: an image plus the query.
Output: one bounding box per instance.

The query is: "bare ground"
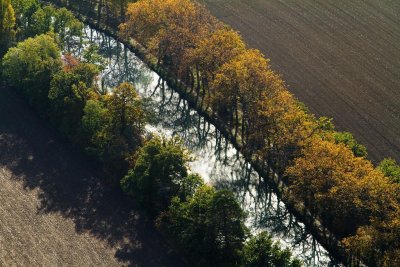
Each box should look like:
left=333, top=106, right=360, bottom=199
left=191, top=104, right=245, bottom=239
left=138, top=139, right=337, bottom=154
left=201, top=0, right=400, bottom=163
left=0, top=85, right=186, bottom=267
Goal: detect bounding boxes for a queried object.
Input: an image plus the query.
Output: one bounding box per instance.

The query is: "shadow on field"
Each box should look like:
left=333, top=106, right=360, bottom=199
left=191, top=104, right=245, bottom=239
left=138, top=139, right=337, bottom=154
left=0, top=86, right=185, bottom=267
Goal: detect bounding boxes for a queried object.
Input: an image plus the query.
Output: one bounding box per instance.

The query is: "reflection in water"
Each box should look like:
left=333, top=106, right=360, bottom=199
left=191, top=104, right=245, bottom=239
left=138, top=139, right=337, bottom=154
left=72, top=26, right=340, bottom=266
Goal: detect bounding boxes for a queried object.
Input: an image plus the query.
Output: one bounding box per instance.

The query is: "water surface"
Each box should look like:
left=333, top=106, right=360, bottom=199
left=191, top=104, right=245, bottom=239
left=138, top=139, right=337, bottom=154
left=70, top=26, right=337, bottom=266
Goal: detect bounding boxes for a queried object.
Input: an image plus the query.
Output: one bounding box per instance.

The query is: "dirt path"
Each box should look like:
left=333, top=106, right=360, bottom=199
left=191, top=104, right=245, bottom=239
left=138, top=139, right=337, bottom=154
left=201, top=0, right=400, bottom=163
left=0, top=86, right=186, bottom=266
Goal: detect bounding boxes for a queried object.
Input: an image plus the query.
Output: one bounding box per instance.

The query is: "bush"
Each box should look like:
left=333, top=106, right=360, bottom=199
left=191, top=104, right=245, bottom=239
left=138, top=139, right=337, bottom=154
left=120, top=136, right=190, bottom=216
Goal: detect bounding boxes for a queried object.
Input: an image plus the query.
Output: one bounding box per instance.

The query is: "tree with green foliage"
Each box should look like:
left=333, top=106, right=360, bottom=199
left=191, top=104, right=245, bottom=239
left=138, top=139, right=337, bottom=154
left=11, top=1, right=82, bottom=44
left=120, top=136, right=190, bottom=216
left=80, top=97, right=117, bottom=163
left=2, top=33, right=61, bottom=111
left=243, top=231, right=302, bottom=267
left=53, top=7, right=83, bottom=49
left=177, top=173, right=203, bottom=201
left=0, top=0, right=16, bottom=56
left=79, top=82, right=146, bottom=177
left=30, top=5, right=54, bottom=37
left=333, top=131, right=367, bottom=158
left=11, top=0, right=40, bottom=38
left=81, top=98, right=110, bottom=143
left=106, top=82, right=145, bottom=150
left=378, top=158, right=400, bottom=183
left=48, top=62, right=99, bottom=137
left=158, top=185, right=248, bottom=267
left=82, top=44, right=106, bottom=71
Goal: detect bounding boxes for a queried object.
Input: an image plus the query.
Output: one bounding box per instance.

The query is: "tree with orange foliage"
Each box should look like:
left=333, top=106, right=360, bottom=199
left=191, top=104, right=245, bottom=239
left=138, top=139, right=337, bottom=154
left=286, top=137, right=400, bottom=239
left=180, top=27, right=245, bottom=96
left=120, top=0, right=218, bottom=75
left=209, top=49, right=271, bottom=138
left=250, top=89, right=314, bottom=173
left=117, top=0, right=400, bottom=264
left=343, top=207, right=400, bottom=267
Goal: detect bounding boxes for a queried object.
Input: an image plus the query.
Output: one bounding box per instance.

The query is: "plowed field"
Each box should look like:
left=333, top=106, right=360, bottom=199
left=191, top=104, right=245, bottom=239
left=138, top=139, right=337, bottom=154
left=0, top=86, right=185, bottom=267
left=202, top=0, right=400, bottom=163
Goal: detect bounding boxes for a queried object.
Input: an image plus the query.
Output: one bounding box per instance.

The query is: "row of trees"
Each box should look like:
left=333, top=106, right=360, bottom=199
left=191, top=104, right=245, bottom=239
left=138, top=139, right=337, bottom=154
left=1, top=2, right=302, bottom=266
left=1, top=33, right=144, bottom=175
left=118, top=0, right=400, bottom=265
left=46, top=0, right=133, bottom=28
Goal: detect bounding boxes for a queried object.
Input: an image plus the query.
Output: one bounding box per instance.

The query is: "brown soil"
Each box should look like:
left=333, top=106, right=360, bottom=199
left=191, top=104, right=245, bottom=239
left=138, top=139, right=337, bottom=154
left=201, top=0, right=400, bottom=163
left=0, top=85, right=186, bottom=266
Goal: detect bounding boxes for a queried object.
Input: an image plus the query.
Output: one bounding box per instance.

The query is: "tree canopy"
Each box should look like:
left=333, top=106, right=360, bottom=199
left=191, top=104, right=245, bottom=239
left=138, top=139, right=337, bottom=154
left=243, top=231, right=301, bottom=267
left=0, top=0, right=16, bottom=56
left=120, top=0, right=400, bottom=263
left=120, top=136, right=191, bottom=216
left=2, top=33, right=61, bottom=111
left=158, top=185, right=248, bottom=267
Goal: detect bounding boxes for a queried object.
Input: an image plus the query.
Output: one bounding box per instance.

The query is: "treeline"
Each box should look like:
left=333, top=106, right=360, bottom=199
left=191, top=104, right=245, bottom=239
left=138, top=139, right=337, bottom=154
left=0, top=1, right=301, bottom=266
left=43, top=0, right=132, bottom=28
left=115, top=0, right=400, bottom=266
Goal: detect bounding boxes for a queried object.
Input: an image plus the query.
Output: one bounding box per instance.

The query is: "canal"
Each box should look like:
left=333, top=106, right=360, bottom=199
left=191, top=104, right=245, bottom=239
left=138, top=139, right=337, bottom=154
left=68, top=25, right=336, bottom=266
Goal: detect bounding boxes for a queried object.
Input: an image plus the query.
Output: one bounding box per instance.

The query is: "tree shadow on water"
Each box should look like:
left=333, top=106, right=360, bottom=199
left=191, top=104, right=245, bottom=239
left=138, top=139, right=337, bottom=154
left=0, top=86, right=186, bottom=267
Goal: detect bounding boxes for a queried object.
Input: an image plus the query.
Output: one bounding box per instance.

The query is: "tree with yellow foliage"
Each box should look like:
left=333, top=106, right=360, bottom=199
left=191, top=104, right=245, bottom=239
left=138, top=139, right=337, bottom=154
left=209, top=49, right=272, bottom=139
left=180, top=27, right=245, bottom=96
left=286, top=136, right=400, bottom=239
left=0, top=0, right=15, bottom=56
left=249, top=89, right=314, bottom=174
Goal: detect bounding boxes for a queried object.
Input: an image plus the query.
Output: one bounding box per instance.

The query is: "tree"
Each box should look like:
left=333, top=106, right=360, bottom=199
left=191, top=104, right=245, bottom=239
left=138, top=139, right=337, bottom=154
left=81, top=98, right=109, bottom=142
left=378, top=158, right=400, bottom=183
left=343, top=204, right=400, bottom=267
left=0, top=0, right=16, bottom=56
left=209, top=189, right=248, bottom=266
left=333, top=131, right=367, bottom=158
left=82, top=44, right=106, bottom=71
left=10, top=0, right=39, bottom=39
left=158, top=185, right=248, bottom=267
left=190, top=27, right=246, bottom=80
left=106, top=82, right=145, bottom=150
left=180, top=27, right=245, bottom=95
left=286, top=137, right=399, bottom=238
left=80, top=98, right=115, bottom=161
left=249, top=89, right=314, bottom=173
left=30, top=5, right=54, bottom=37
left=209, top=49, right=271, bottom=136
left=48, top=62, right=99, bottom=137
left=11, top=1, right=82, bottom=44
left=2, top=33, right=61, bottom=111
left=53, top=7, right=83, bottom=49
left=120, top=0, right=219, bottom=74
left=177, top=173, right=203, bottom=201
left=243, top=231, right=302, bottom=267
left=120, top=136, right=190, bottom=216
